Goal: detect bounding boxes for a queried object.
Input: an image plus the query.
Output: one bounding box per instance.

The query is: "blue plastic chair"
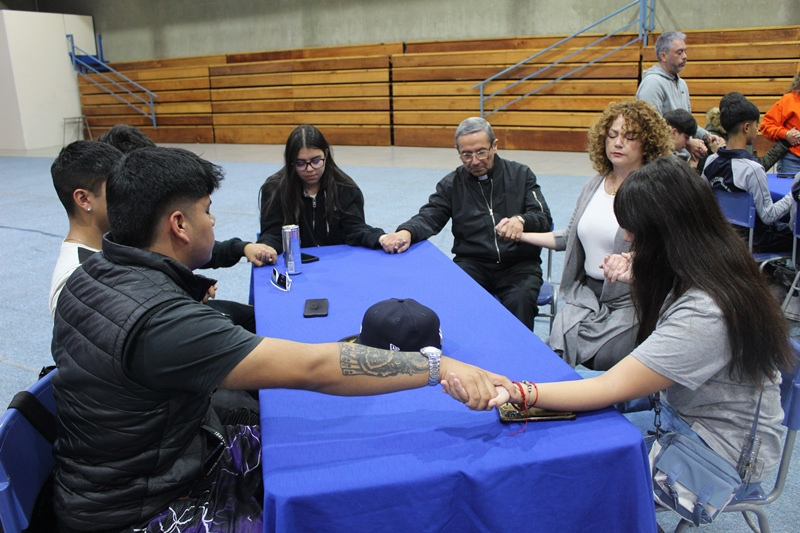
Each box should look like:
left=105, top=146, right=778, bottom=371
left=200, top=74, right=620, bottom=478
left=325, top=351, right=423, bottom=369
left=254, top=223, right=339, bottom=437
left=778, top=199, right=800, bottom=313
left=0, top=370, right=57, bottom=533
left=712, top=189, right=791, bottom=267
left=668, top=340, right=800, bottom=533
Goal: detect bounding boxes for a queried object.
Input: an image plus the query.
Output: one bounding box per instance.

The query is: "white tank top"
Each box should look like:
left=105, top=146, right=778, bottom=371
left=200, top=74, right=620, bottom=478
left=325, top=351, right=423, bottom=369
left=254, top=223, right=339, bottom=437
left=576, top=182, right=619, bottom=281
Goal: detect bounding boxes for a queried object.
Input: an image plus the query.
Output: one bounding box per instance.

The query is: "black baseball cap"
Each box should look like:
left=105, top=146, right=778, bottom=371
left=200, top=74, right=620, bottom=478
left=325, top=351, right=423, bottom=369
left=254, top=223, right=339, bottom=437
left=340, top=298, right=442, bottom=352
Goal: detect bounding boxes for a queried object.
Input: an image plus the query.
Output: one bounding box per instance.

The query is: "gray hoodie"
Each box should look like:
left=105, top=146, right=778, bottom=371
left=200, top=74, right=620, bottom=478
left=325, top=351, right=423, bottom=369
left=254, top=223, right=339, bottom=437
left=635, top=64, right=709, bottom=139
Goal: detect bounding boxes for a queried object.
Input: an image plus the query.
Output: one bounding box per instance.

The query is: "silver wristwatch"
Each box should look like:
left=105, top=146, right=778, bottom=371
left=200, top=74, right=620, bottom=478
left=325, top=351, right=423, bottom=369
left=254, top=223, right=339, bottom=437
left=420, top=346, right=442, bottom=386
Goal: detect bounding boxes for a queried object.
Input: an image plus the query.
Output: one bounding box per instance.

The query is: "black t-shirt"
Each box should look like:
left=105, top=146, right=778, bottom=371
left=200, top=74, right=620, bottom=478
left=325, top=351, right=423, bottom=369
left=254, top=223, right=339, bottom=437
left=128, top=300, right=263, bottom=394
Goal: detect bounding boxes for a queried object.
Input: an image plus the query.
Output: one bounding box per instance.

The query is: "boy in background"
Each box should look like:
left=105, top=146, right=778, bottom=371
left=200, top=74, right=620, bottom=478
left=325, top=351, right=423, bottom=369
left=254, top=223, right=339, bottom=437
left=702, top=92, right=793, bottom=253
left=663, top=109, right=701, bottom=169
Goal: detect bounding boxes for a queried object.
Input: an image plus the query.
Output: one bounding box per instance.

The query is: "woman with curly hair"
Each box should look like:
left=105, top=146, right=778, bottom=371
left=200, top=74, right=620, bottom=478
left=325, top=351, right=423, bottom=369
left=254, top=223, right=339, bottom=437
left=506, top=99, right=673, bottom=370
left=760, top=72, right=800, bottom=177
left=257, top=125, right=385, bottom=258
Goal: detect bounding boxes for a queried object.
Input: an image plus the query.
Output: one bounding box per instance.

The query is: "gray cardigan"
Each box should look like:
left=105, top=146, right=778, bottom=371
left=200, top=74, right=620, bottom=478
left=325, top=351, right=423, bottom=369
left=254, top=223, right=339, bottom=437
left=547, top=174, right=638, bottom=366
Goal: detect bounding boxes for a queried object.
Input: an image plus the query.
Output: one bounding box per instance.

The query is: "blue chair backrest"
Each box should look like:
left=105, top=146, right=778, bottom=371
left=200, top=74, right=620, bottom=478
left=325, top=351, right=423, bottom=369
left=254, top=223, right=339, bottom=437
left=713, top=189, right=756, bottom=229
left=0, top=370, right=57, bottom=532
left=782, top=340, right=800, bottom=431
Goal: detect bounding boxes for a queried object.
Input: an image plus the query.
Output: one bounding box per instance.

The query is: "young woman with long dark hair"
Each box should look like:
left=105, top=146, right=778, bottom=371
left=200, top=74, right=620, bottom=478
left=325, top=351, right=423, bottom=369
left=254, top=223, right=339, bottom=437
left=257, top=125, right=385, bottom=256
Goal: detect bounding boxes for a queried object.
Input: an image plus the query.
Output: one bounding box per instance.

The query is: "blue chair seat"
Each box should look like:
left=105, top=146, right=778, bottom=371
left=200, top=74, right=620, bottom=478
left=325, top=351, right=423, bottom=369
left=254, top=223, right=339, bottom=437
left=0, top=370, right=57, bottom=532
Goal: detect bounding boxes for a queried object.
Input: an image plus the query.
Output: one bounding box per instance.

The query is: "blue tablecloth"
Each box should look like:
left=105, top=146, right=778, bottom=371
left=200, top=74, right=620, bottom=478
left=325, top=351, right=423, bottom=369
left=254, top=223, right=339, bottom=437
left=768, top=173, right=793, bottom=200
left=254, top=241, right=657, bottom=532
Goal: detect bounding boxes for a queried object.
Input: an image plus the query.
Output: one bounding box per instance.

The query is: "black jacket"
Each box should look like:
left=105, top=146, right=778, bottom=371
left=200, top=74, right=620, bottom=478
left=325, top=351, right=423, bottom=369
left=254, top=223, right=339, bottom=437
left=398, top=155, right=552, bottom=263
left=258, top=170, right=384, bottom=253
left=202, top=238, right=249, bottom=269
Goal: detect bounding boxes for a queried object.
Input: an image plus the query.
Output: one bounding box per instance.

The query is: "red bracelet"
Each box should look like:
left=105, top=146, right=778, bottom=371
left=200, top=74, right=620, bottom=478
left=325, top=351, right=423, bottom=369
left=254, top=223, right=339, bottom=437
left=513, top=381, right=528, bottom=411
left=529, top=381, right=539, bottom=407
left=508, top=381, right=530, bottom=436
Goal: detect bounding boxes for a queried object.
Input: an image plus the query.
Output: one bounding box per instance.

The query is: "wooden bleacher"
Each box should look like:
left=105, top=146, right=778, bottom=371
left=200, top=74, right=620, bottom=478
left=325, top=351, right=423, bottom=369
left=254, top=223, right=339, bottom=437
left=394, top=34, right=641, bottom=150
left=78, top=27, right=800, bottom=152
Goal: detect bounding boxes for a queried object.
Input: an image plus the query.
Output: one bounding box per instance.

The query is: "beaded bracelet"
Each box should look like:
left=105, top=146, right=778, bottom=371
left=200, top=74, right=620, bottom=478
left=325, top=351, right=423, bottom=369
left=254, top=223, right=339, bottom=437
left=522, top=380, right=539, bottom=407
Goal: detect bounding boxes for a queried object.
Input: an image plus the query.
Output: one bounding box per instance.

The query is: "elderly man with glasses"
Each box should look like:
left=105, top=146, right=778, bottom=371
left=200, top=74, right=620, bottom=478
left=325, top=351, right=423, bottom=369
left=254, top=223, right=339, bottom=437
left=379, top=117, right=552, bottom=328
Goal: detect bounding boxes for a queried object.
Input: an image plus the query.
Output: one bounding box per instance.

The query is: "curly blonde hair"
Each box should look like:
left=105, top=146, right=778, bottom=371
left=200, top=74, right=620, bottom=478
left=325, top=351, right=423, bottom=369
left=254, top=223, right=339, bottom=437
left=587, top=100, right=674, bottom=176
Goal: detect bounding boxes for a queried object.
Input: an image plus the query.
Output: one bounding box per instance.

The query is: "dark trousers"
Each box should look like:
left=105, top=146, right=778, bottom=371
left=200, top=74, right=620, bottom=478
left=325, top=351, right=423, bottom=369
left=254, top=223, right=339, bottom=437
left=454, top=256, right=543, bottom=329
left=206, top=299, right=256, bottom=333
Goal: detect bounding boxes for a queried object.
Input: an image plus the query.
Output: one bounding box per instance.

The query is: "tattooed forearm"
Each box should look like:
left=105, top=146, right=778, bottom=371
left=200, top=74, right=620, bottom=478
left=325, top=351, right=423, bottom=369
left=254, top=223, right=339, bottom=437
left=339, top=343, right=429, bottom=378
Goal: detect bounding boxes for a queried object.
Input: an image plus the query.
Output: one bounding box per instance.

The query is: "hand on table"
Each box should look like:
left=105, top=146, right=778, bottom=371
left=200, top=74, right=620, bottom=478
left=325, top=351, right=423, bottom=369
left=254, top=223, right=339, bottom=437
left=438, top=358, right=516, bottom=410
left=245, top=243, right=277, bottom=266
left=600, top=252, right=633, bottom=284
left=495, top=216, right=524, bottom=242
left=379, top=231, right=411, bottom=254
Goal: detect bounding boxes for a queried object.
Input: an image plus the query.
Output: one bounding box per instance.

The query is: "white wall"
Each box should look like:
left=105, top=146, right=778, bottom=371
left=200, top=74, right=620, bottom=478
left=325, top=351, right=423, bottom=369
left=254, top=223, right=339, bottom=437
left=64, top=13, right=96, bottom=55
left=0, top=10, right=89, bottom=150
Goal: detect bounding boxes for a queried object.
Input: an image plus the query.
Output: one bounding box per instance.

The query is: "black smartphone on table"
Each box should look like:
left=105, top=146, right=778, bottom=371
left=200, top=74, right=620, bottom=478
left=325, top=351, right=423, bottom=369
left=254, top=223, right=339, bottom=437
left=303, top=298, right=329, bottom=318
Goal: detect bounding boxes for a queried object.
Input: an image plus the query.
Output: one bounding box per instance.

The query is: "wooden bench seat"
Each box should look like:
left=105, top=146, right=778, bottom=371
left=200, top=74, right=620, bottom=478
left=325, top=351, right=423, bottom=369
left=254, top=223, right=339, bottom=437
left=76, top=26, right=800, bottom=151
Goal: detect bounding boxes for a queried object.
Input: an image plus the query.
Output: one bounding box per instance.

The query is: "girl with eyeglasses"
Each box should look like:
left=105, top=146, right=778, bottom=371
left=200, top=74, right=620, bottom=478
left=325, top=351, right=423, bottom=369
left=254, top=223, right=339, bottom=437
left=257, top=125, right=385, bottom=258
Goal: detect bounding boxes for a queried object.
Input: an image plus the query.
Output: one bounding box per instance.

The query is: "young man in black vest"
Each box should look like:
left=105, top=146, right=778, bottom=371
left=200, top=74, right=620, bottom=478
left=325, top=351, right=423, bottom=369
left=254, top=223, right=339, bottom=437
left=51, top=146, right=512, bottom=532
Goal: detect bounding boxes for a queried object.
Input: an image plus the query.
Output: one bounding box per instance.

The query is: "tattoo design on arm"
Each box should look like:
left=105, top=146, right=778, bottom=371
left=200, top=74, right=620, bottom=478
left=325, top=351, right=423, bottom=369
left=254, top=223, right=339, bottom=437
left=339, top=343, right=428, bottom=378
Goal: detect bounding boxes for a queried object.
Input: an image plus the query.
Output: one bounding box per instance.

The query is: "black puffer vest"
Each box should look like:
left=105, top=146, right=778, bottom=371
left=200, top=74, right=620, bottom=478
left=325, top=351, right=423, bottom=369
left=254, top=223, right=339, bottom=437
left=51, top=237, right=222, bottom=531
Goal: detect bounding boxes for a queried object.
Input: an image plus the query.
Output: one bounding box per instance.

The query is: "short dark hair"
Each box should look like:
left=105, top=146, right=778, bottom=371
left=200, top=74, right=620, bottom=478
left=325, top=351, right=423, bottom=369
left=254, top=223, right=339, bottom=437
left=51, top=141, right=122, bottom=217
left=97, top=124, right=156, bottom=153
left=107, top=147, right=223, bottom=248
left=719, top=92, right=759, bottom=134
left=663, top=109, right=698, bottom=137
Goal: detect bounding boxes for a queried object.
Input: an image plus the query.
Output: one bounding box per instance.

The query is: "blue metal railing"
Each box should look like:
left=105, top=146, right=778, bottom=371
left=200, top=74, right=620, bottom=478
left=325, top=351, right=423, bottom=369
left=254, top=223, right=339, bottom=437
left=475, top=0, right=655, bottom=117
left=67, top=34, right=158, bottom=128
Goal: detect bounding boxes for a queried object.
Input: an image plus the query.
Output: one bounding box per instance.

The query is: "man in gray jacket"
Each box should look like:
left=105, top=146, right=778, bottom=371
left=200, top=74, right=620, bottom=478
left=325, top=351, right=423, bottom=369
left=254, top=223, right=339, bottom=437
left=636, top=31, right=724, bottom=161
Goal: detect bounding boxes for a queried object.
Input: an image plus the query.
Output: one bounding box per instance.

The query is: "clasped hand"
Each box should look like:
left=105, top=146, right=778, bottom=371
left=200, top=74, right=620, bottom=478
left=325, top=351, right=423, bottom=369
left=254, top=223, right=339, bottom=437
left=600, top=252, right=632, bottom=283
left=379, top=230, right=411, bottom=254
left=246, top=243, right=278, bottom=266
left=438, top=358, right=516, bottom=410
left=495, top=217, right=524, bottom=242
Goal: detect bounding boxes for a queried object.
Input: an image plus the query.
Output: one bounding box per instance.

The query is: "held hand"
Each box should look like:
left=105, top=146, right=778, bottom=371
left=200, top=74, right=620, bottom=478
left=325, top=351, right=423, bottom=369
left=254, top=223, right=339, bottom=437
left=687, top=137, right=708, bottom=160
left=600, top=252, right=633, bottom=284
left=202, top=284, right=218, bottom=304
left=441, top=374, right=522, bottom=409
left=438, top=358, right=515, bottom=411
left=495, top=216, right=523, bottom=242
left=244, top=243, right=277, bottom=267
left=786, top=128, right=800, bottom=146
left=708, top=135, right=726, bottom=153
left=379, top=231, right=411, bottom=254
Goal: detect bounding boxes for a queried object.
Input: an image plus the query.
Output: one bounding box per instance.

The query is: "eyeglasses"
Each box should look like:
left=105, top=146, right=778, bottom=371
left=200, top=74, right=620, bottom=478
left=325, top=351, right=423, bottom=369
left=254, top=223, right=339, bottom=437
left=459, top=148, right=491, bottom=162
left=606, top=131, right=638, bottom=141
left=294, top=157, right=325, bottom=170
left=271, top=268, right=292, bottom=291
